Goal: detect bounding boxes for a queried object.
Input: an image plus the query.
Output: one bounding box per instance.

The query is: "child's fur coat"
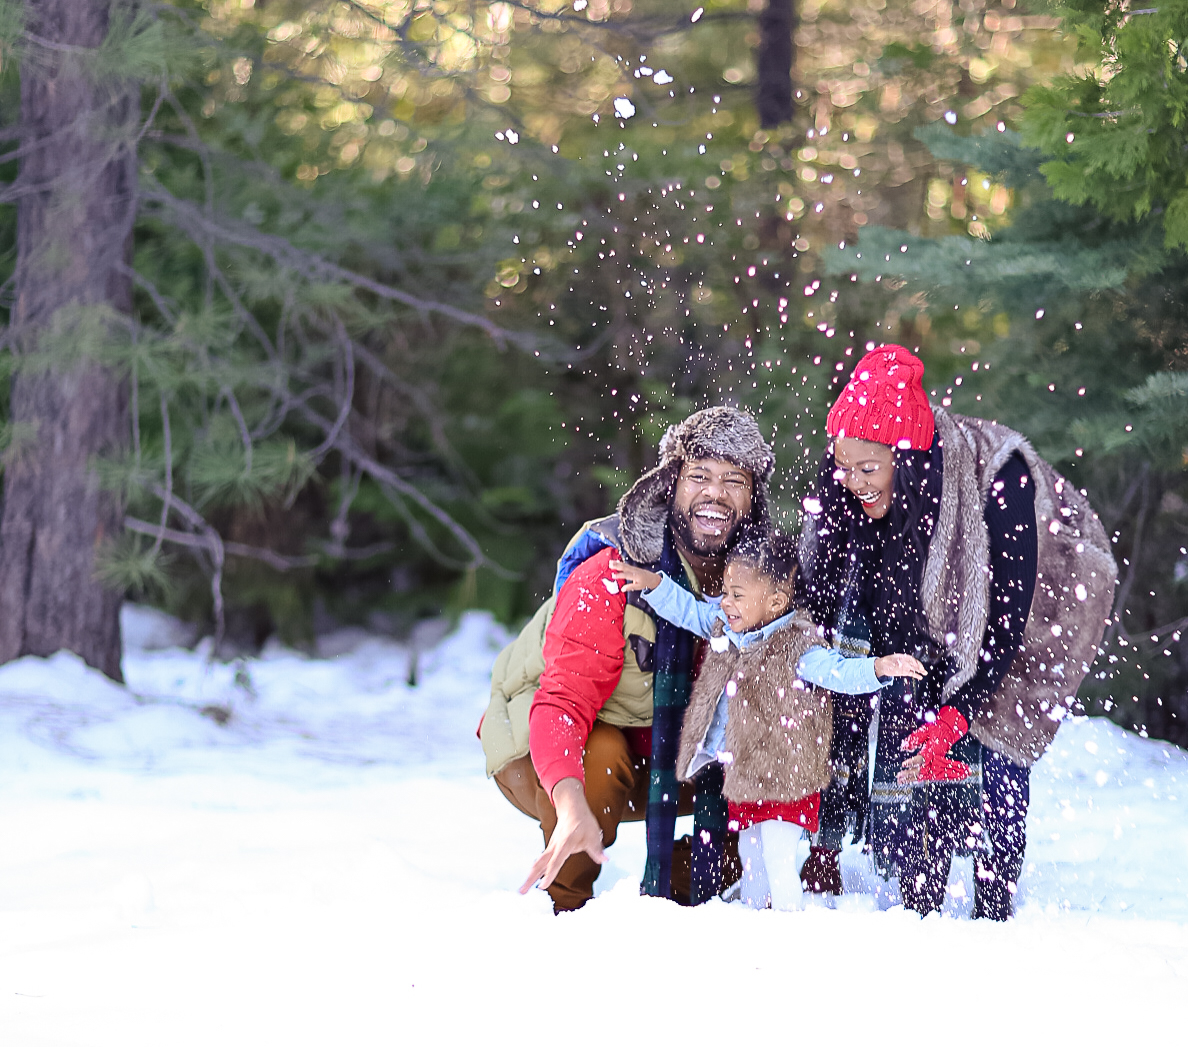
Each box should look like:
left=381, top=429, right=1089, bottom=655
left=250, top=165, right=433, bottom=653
left=675, top=610, right=834, bottom=803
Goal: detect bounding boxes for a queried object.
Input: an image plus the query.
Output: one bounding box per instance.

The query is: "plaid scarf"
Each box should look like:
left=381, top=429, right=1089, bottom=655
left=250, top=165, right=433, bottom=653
left=868, top=676, right=984, bottom=878
left=640, top=530, right=728, bottom=904
left=816, top=562, right=876, bottom=852
left=822, top=561, right=984, bottom=876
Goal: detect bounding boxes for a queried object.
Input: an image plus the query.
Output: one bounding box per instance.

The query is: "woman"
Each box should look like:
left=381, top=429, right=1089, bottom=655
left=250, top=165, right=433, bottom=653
left=798, top=344, right=1116, bottom=918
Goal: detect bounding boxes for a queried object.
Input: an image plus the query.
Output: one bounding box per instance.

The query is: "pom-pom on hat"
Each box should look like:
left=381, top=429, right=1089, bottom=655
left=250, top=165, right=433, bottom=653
left=826, top=344, right=935, bottom=450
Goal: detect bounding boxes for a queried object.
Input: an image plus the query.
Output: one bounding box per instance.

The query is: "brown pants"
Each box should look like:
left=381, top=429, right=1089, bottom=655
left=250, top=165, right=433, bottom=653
left=495, top=721, right=738, bottom=911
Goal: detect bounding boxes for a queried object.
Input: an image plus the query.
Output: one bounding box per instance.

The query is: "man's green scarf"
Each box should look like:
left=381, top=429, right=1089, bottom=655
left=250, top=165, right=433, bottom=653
left=640, top=531, right=728, bottom=904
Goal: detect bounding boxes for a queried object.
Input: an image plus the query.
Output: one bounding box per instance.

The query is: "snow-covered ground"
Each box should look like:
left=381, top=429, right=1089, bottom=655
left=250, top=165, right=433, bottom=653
left=0, top=606, right=1184, bottom=1045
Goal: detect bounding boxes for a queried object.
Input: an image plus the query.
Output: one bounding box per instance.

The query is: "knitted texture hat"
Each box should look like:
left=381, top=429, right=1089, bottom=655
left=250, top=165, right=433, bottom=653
left=656, top=405, right=775, bottom=482
left=617, top=406, right=774, bottom=563
left=827, top=344, right=935, bottom=450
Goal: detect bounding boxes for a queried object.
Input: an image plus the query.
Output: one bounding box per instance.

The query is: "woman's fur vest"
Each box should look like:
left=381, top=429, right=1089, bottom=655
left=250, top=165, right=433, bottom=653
left=919, top=408, right=1117, bottom=766
left=675, top=611, right=833, bottom=804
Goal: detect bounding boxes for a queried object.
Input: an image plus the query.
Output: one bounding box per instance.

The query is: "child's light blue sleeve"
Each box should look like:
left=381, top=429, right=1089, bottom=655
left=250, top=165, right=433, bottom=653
left=640, top=574, right=724, bottom=639
left=797, top=646, right=888, bottom=694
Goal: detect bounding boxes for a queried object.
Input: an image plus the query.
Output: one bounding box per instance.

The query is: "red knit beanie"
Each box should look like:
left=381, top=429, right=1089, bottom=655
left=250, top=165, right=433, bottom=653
left=826, top=344, right=935, bottom=450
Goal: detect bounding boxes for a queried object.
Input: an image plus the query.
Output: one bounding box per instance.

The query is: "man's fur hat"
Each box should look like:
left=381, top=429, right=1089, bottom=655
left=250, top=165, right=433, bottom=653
left=617, top=406, right=775, bottom=564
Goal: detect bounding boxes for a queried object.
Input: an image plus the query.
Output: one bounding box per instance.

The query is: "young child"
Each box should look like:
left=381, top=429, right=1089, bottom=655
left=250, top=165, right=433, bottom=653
left=611, top=529, right=925, bottom=910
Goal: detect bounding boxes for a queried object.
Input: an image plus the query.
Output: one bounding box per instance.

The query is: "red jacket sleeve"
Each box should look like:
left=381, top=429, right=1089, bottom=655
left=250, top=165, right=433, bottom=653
left=529, top=546, right=627, bottom=796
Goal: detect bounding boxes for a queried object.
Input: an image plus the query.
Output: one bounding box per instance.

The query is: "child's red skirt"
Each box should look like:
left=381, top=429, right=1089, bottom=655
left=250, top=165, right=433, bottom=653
left=728, top=792, right=820, bottom=833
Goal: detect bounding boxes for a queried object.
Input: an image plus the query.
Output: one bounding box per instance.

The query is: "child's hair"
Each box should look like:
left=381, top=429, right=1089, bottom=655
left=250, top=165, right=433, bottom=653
left=726, top=527, right=800, bottom=597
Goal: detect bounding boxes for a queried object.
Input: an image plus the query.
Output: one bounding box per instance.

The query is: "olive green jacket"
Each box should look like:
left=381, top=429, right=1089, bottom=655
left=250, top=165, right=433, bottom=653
left=480, top=516, right=676, bottom=778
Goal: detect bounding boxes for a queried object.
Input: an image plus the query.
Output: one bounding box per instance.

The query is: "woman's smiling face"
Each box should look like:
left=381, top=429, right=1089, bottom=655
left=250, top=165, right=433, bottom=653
left=832, top=437, right=895, bottom=519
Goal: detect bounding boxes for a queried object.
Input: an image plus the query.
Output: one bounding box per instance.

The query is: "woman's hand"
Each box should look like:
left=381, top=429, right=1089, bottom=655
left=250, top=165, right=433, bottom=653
left=896, top=706, right=970, bottom=784
left=873, top=653, right=927, bottom=680
left=609, top=559, right=662, bottom=593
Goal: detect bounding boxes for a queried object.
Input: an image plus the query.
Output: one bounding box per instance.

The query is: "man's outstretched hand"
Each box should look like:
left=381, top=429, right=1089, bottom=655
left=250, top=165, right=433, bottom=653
left=519, top=777, right=606, bottom=894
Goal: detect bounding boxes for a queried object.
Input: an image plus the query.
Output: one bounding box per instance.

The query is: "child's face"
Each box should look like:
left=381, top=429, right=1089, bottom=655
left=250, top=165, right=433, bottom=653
left=719, top=561, right=791, bottom=633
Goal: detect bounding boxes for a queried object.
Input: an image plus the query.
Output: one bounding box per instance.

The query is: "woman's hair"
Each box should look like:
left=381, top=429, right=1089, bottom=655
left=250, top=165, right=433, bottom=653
left=799, top=435, right=943, bottom=653
left=727, top=527, right=801, bottom=596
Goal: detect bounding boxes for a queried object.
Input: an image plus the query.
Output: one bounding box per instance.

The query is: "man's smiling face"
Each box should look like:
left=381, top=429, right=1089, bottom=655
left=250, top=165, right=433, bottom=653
left=668, top=458, right=754, bottom=557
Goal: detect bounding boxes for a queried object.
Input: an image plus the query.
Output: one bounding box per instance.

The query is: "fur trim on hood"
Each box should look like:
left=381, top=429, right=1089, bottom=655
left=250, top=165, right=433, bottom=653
left=616, top=406, right=775, bottom=564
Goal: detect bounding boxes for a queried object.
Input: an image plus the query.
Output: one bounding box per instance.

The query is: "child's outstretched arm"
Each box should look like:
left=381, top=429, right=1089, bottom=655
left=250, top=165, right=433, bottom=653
left=797, top=647, right=927, bottom=695
left=609, top=559, right=722, bottom=639
left=608, top=560, right=661, bottom=592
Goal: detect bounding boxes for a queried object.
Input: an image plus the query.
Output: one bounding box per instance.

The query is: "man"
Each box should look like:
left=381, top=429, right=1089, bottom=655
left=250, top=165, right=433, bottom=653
left=479, top=406, right=775, bottom=911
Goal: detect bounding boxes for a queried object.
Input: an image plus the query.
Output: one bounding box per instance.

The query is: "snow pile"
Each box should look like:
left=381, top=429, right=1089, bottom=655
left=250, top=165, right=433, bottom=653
left=0, top=606, right=1183, bottom=1044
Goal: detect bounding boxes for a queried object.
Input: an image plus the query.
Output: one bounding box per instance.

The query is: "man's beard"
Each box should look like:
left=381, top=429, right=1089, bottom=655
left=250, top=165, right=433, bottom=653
left=668, top=497, right=747, bottom=557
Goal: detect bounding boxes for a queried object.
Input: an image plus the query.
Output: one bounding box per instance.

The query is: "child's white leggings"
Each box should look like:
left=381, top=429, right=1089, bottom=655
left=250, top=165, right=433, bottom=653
left=737, top=820, right=810, bottom=911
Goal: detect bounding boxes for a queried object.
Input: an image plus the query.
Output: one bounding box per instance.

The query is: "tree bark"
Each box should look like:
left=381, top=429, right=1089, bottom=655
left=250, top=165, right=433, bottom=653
left=756, top=0, right=797, bottom=129
left=0, top=0, right=135, bottom=680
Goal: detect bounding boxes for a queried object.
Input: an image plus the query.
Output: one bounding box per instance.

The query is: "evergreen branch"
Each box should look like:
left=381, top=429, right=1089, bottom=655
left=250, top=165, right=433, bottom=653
left=162, top=91, right=216, bottom=309
left=139, top=180, right=541, bottom=353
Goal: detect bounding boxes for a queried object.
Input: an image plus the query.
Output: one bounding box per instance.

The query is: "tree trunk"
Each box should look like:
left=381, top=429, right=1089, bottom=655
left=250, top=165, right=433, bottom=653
left=756, top=0, right=797, bottom=129
left=0, top=0, right=135, bottom=680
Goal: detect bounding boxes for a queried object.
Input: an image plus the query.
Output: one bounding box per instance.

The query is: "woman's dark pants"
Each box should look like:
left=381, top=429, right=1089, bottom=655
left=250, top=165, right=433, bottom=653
left=899, top=744, right=1030, bottom=920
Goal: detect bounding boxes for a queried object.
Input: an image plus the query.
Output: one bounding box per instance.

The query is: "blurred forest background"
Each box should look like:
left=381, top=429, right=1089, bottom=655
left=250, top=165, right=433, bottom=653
left=0, top=0, right=1184, bottom=745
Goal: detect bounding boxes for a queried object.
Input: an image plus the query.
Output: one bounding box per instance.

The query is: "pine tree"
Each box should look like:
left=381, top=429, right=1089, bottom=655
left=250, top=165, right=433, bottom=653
left=1021, top=0, right=1188, bottom=249
left=828, top=125, right=1188, bottom=745
left=0, top=0, right=141, bottom=679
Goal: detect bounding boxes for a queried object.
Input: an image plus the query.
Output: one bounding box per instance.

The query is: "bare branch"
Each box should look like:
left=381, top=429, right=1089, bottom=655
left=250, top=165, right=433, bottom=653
left=308, top=314, right=355, bottom=463
left=150, top=484, right=227, bottom=648
left=1107, top=463, right=1151, bottom=644
left=136, top=77, right=169, bottom=145
left=131, top=357, right=141, bottom=473
left=220, top=385, right=254, bottom=479
left=151, top=392, right=173, bottom=558
left=139, top=180, right=543, bottom=353
left=125, top=517, right=319, bottom=572
left=118, top=261, right=178, bottom=324
left=22, top=30, right=91, bottom=55
left=293, top=400, right=518, bottom=579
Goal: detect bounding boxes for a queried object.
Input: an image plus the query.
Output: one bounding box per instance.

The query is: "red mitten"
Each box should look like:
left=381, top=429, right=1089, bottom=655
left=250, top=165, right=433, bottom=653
left=901, top=706, right=971, bottom=782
